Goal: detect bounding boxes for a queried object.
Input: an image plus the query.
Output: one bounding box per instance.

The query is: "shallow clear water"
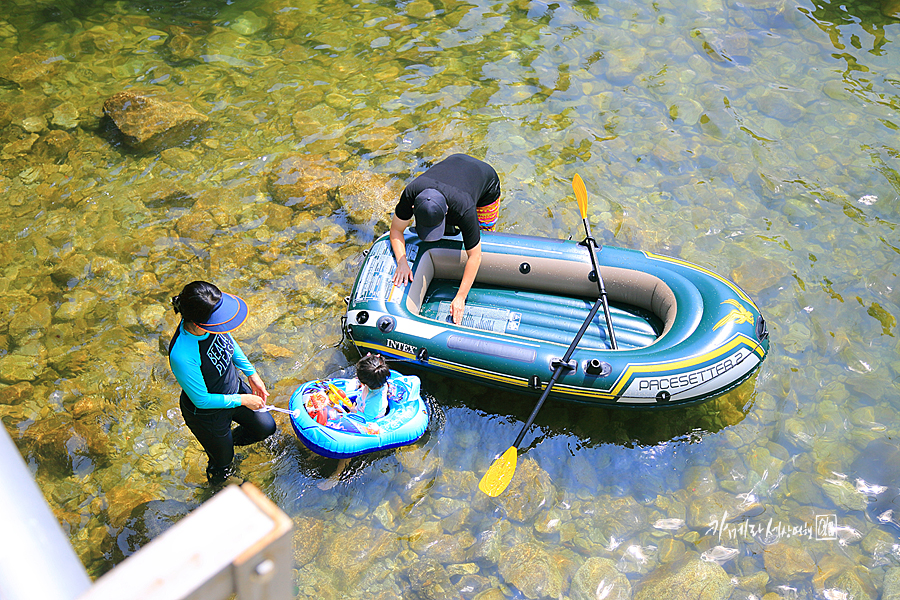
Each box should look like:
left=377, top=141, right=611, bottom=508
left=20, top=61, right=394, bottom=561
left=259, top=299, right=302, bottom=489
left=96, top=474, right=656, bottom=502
left=0, top=0, right=899, bottom=596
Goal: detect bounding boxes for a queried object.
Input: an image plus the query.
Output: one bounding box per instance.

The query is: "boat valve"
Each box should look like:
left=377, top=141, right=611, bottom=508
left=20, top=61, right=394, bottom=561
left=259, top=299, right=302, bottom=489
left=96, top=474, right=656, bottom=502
left=416, top=347, right=429, bottom=362
left=585, top=359, right=612, bottom=376
left=376, top=315, right=395, bottom=333
left=756, top=316, right=769, bottom=341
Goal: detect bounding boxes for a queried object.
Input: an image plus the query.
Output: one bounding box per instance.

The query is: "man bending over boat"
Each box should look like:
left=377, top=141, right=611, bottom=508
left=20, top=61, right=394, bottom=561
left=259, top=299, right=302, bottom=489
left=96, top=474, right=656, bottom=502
left=390, top=153, right=501, bottom=325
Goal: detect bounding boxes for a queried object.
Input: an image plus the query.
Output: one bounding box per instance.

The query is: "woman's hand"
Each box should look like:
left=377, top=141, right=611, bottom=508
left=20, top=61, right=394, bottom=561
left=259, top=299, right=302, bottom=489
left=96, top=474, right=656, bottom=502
left=248, top=373, right=269, bottom=402
left=240, top=394, right=266, bottom=411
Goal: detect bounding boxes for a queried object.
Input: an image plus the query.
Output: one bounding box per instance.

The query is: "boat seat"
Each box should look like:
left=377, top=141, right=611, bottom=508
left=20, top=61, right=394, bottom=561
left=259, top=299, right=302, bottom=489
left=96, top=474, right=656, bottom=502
left=421, top=280, right=661, bottom=350
left=406, top=247, right=676, bottom=349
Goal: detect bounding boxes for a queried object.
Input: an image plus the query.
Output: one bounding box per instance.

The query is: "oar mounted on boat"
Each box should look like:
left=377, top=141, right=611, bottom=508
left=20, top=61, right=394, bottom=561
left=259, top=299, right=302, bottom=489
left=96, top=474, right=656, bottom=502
left=478, top=174, right=617, bottom=497
left=573, top=174, right=617, bottom=350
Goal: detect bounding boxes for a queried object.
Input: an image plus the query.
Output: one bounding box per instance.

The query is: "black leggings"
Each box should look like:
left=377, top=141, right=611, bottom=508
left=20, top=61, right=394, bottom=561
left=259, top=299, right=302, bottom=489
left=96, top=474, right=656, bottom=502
left=179, top=381, right=276, bottom=482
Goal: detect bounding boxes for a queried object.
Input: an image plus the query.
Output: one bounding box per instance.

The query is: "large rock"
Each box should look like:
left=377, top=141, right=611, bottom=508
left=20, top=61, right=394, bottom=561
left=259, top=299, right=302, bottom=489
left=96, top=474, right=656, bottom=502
left=492, top=456, right=556, bottom=523
left=0, top=52, right=59, bottom=87
left=32, top=130, right=76, bottom=162
left=884, top=566, right=900, bottom=600
left=337, top=170, right=400, bottom=228
left=318, top=523, right=397, bottom=585
left=591, top=494, right=649, bottom=543
left=0, top=381, right=33, bottom=404
left=102, top=91, right=209, bottom=153
left=633, top=555, right=731, bottom=600
left=266, top=155, right=341, bottom=210
left=292, top=516, right=324, bottom=566
left=570, top=557, right=632, bottom=600
left=406, top=558, right=455, bottom=600
left=686, top=490, right=763, bottom=530
left=498, top=542, right=563, bottom=600
left=763, top=542, right=816, bottom=581
left=0, top=351, right=44, bottom=382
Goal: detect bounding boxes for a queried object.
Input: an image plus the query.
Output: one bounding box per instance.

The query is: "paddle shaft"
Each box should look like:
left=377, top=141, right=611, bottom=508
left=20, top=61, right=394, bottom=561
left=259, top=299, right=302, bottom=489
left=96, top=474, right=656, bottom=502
left=581, top=217, right=618, bottom=350
left=512, top=295, right=604, bottom=449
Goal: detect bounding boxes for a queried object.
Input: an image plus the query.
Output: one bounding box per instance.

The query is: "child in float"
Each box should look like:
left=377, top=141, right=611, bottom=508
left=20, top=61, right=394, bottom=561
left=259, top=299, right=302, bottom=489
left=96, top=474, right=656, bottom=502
left=348, top=352, right=391, bottom=420
left=317, top=353, right=391, bottom=490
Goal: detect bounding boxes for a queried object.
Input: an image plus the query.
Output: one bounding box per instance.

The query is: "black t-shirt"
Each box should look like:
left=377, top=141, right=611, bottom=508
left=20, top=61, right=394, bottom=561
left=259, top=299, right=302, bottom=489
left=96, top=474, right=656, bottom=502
left=395, top=154, right=500, bottom=250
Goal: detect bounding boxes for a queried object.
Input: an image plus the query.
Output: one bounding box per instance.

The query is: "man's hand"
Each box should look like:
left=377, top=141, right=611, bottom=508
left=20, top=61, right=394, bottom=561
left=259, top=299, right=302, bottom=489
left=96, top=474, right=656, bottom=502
left=390, top=214, right=414, bottom=287
left=449, top=242, right=481, bottom=325
left=450, top=294, right=466, bottom=325
left=393, top=261, right=413, bottom=286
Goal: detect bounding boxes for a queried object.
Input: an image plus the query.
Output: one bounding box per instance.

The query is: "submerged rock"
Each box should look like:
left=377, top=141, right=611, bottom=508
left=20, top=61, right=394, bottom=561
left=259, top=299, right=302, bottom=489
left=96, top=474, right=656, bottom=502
left=0, top=381, right=33, bottom=404
left=102, top=91, right=209, bottom=153
left=338, top=170, right=400, bottom=228
left=0, top=52, right=59, bottom=87
left=848, top=437, right=900, bottom=529
left=319, top=523, right=398, bottom=585
left=106, top=485, right=160, bottom=528
left=32, top=130, right=76, bottom=162
left=492, top=456, right=556, bottom=522
left=498, top=542, right=563, bottom=600
left=633, top=554, right=731, bottom=600
left=884, top=566, right=900, bottom=600
left=686, top=490, right=763, bottom=530
left=266, top=155, right=342, bottom=210
left=756, top=90, right=804, bottom=123
left=163, top=28, right=203, bottom=63
left=570, top=557, right=632, bottom=600
left=51, top=102, right=80, bottom=130
left=763, top=542, right=816, bottom=581
left=884, top=0, right=900, bottom=17
left=406, top=558, right=455, bottom=600
left=293, top=516, right=325, bottom=566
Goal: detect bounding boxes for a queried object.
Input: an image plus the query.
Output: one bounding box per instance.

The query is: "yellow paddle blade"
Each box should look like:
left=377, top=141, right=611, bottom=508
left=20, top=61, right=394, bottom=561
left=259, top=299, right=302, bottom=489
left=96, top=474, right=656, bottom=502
left=478, top=446, right=518, bottom=497
left=573, top=174, right=588, bottom=219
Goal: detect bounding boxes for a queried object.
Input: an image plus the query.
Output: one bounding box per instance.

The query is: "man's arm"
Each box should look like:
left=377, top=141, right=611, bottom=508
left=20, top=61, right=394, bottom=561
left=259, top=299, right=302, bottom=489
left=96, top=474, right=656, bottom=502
left=450, top=242, right=481, bottom=325
left=390, top=214, right=414, bottom=286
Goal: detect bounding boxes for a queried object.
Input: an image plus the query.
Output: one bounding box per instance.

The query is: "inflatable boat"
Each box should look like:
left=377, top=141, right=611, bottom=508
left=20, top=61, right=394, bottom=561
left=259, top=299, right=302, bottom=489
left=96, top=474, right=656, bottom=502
left=288, top=371, right=428, bottom=458
left=344, top=231, right=769, bottom=408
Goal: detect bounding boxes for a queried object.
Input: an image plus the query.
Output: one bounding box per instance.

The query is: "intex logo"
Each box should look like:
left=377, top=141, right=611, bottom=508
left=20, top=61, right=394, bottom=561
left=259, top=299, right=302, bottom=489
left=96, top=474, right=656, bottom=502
left=385, top=339, right=418, bottom=355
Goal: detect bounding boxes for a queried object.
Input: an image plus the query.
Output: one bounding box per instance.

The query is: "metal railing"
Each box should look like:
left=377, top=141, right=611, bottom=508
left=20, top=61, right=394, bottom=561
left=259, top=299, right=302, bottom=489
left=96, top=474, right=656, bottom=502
left=1, top=424, right=293, bottom=600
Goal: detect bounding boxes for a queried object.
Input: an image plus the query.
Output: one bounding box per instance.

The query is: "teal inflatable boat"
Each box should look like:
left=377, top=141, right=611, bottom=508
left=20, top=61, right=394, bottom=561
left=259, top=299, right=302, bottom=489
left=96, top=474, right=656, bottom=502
left=344, top=231, right=769, bottom=408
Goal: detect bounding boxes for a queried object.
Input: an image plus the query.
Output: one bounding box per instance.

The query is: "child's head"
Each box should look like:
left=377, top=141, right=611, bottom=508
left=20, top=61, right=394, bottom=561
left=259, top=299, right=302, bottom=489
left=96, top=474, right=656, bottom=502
left=356, top=353, right=389, bottom=390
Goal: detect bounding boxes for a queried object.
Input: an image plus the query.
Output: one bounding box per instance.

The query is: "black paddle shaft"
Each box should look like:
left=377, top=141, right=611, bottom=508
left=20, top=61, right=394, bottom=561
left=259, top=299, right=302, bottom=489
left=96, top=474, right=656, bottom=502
left=512, top=296, right=604, bottom=449
left=581, top=218, right=618, bottom=350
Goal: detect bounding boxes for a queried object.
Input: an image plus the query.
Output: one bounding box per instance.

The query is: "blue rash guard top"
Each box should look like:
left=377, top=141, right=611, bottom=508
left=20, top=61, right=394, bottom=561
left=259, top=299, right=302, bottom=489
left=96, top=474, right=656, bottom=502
left=168, top=321, right=255, bottom=409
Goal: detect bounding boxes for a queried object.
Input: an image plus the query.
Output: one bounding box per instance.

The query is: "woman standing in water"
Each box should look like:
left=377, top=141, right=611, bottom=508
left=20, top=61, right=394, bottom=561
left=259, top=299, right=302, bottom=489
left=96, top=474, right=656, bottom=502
left=168, top=281, right=276, bottom=485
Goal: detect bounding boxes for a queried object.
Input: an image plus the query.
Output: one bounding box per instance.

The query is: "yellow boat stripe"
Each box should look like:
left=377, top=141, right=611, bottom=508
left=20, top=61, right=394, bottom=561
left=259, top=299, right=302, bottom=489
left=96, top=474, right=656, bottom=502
left=356, top=333, right=764, bottom=399
left=644, top=252, right=759, bottom=310
left=355, top=341, right=532, bottom=388
left=607, top=333, right=764, bottom=396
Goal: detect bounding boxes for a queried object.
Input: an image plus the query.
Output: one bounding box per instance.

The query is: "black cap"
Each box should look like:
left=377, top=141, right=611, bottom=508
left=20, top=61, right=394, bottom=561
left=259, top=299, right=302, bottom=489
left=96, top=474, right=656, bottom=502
left=413, top=189, right=448, bottom=242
